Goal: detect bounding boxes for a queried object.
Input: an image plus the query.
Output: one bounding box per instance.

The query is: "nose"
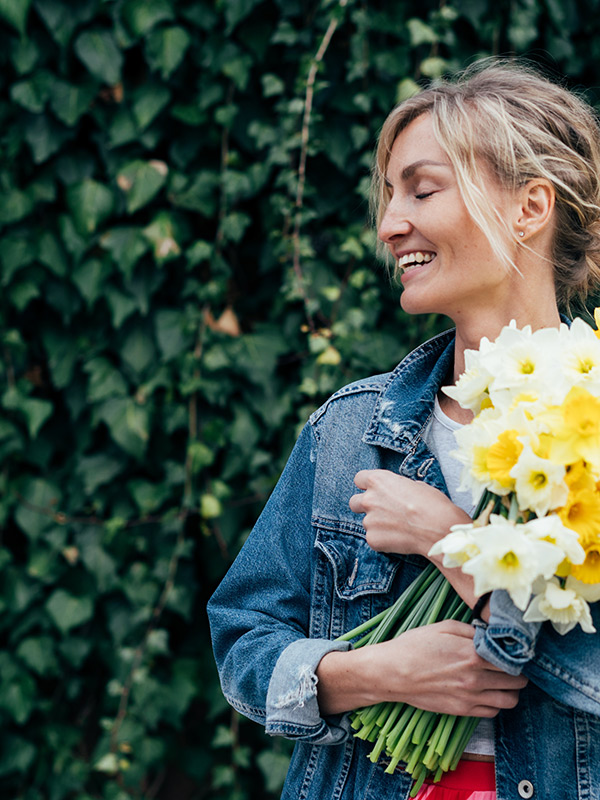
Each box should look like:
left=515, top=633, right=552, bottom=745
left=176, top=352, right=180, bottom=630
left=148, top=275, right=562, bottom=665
left=377, top=199, right=413, bottom=246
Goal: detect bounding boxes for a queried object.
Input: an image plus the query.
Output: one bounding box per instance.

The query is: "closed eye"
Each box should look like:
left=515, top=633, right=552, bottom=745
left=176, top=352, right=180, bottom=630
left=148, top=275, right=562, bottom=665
left=415, top=191, right=435, bottom=200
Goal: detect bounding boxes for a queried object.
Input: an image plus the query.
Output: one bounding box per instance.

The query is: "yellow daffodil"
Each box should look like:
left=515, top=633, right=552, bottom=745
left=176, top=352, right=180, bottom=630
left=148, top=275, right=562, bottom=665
left=557, top=488, right=600, bottom=540
left=486, top=430, right=523, bottom=489
left=570, top=541, right=600, bottom=584
left=546, top=387, right=600, bottom=467
left=565, top=460, right=597, bottom=493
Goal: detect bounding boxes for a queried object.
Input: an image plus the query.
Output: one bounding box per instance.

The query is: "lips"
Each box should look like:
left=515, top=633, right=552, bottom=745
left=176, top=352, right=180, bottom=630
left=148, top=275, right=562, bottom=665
left=398, top=251, right=437, bottom=271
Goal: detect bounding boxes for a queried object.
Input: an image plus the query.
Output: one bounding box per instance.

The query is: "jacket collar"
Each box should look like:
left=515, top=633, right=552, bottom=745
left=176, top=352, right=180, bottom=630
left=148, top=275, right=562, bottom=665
left=363, top=328, right=455, bottom=454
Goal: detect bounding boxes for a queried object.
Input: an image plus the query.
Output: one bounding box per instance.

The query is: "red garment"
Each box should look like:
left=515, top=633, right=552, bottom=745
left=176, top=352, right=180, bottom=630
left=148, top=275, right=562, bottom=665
left=415, top=760, right=496, bottom=800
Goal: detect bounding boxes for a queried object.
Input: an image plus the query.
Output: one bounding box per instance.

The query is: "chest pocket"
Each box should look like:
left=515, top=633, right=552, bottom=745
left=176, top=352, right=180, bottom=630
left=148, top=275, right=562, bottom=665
left=315, top=526, right=399, bottom=600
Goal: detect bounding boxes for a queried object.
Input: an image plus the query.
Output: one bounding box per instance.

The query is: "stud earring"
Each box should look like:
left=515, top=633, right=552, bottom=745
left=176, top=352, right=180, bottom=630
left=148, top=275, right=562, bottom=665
left=518, top=231, right=525, bottom=238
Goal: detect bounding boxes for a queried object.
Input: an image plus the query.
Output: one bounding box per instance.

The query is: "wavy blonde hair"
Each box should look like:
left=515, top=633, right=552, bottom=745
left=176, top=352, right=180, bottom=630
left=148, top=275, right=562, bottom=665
left=373, top=60, right=600, bottom=309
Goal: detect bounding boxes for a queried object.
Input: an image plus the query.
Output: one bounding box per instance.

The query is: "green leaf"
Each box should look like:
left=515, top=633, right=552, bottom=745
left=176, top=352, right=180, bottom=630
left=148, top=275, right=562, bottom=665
left=49, top=79, right=95, bottom=126
left=131, top=84, right=171, bottom=130
left=121, top=0, right=174, bottom=37
left=14, top=478, right=61, bottom=539
left=46, top=590, right=94, bottom=634
left=77, top=454, right=123, bottom=495
left=154, top=309, right=191, bottom=360
left=0, top=734, right=36, bottom=777
left=11, top=75, right=50, bottom=113
left=0, top=0, right=32, bottom=34
left=94, top=398, right=149, bottom=459
left=24, top=114, right=72, bottom=164
left=120, top=326, right=157, bottom=374
left=2, top=388, right=53, bottom=438
left=74, top=30, right=123, bottom=85
left=100, top=227, right=149, bottom=278
left=143, top=211, right=181, bottom=262
left=257, top=750, right=292, bottom=794
left=9, top=280, right=40, bottom=312
left=117, top=160, right=168, bottom=214
left=67, top=179, right=114, bottom=235
left=72, top=259, right=111, bottom=305
left=128, top=479, right=169, bottom=514
left=38, top=231, right=68, bottom=277
left=407, top=18, right=438, bottom=46
left=16, top=637, right=58, bottom=677
left=104, top=285, right=138, bottom=328
left=84, top=357, right=128, bottom=402
left=0, top=236, right=36, bottom=284
left=145, top=26, right=191, bottom=79
left=0, top=189, right=34, bottom=226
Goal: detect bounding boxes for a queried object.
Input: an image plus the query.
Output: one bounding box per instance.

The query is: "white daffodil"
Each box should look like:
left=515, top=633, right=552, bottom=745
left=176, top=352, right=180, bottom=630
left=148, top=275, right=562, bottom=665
left=482, top=324, right=560, bottom=407
left=565, top=574, right=600, bottom=602
left=510, top=444, right=568, bottom=517
left=442, top=347, right=494, bottom=414
left=523, top=577, right=596, bottom=634
left=428, top=523, right=480, bottom=568
left=524, top=515, right=586, bottom=565
left=451, top=408, right=511, bottom=501
left=558, top=316, right=600, bottom=397
left=461, top=515, right=564, bottom=610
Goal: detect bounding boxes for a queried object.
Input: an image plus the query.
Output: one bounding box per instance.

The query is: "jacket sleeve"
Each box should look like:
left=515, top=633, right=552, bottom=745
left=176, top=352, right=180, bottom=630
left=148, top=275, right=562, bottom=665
left=207, top=423, right=353, bottom=744
left=473, top=590, right=600, bottom=715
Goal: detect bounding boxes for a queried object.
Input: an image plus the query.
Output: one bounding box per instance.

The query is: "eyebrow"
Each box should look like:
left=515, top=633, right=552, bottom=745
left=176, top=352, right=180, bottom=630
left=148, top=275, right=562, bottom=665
left=385, top=159, right=452, bottom=185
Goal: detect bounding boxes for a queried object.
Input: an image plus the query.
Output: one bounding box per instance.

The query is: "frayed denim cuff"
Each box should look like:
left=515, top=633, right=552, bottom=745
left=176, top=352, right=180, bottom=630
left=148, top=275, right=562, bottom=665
left=473, top=590, right=542, bottom=675
left=265, top=638, right=353, bottom=744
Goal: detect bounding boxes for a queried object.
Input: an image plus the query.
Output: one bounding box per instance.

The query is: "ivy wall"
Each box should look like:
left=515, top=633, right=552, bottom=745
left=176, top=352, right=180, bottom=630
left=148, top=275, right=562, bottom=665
left=1, top=0, right=600, bottom=798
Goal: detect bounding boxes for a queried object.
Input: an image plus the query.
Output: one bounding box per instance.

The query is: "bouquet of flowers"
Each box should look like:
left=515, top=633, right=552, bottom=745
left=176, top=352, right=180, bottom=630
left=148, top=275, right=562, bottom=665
left=339, top=313, right=600, bottom=796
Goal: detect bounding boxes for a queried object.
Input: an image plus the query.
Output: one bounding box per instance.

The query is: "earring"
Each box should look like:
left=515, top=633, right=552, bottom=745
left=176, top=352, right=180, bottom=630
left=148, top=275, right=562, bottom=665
left=518, top=230, right=525, bottom=238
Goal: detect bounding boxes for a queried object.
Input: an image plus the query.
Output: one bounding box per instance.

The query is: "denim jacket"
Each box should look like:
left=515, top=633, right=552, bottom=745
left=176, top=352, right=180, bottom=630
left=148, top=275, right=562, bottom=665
left=208, top=330, right=600, bottom=800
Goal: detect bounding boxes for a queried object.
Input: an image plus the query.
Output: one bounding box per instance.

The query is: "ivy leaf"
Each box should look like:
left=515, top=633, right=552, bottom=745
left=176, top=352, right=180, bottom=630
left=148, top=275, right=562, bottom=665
left=74, top=30, right=123, bottom=85
left=0, top=0, right=32, bottom=35
left=2, top=388, right=53, bottom=439
left=94, top=398, right=149, bottom=459
left=143, top=211, right=181, bottom=262
left=14, top=478, right=61, bottom=539
left=84, top=357, right=128, bottom=402
left=0, top=189, right=34, bottom=226
left=49, top=79, right=95, bottom=126
left=67, top=179, right=114, bottom=234
left=131, top=84, right=171, bottom=130
left=145, top=26, right=191, bottom=79
left=77, top=453, right=123, bottom=495
left=121, top=0, right=174, bottom=37
left=46, top=590, right=94, bottom=634
left=0, top=734, right=36, bottom=777
left=117, top=160, right=169, bottom=214
left=100, top=227, right=149, bottom=279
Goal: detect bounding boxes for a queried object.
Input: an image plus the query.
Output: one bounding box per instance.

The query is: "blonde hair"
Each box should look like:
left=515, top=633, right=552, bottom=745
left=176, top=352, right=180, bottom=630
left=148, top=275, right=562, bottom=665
left=373, top=60, right=600, bottom=309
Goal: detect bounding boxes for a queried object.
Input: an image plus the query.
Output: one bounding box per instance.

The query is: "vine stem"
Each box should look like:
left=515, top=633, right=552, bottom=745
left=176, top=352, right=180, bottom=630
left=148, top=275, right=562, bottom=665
left=292, top=0, right=348, bottom=331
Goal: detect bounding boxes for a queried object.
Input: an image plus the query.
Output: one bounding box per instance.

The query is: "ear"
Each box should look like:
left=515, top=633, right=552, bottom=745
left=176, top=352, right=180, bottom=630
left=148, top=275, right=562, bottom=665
left=514, top=179, right=555, bottom=240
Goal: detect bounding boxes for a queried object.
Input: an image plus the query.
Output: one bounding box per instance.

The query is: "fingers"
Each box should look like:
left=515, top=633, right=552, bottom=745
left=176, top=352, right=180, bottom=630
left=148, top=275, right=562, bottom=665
left=353, top=469, right=376, bottom=490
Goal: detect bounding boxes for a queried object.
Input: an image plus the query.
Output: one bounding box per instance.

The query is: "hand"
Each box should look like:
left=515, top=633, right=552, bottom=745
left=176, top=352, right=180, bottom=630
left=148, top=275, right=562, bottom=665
left=349, top=469, right=470, bottom=558
left=370, top=620, right=528, bottom=717
left=317, top=620, right=528, bottom=717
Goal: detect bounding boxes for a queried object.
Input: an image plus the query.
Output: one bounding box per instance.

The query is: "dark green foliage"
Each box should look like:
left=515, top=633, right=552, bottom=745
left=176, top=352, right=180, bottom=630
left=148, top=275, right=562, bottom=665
left=0, top=0, right=599, bottom=797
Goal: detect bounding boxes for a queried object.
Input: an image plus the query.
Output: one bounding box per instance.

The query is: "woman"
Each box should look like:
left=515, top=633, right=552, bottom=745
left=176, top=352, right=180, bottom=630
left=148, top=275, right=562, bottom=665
left=208, top=61, right=600, bottom=800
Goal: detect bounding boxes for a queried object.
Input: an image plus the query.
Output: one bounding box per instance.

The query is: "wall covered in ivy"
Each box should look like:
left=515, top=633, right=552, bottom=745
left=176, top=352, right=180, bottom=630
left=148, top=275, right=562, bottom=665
left=1, top=0, right=600, bottom=797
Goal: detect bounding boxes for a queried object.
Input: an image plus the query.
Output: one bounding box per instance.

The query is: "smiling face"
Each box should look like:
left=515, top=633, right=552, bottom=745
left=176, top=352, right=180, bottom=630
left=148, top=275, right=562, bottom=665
left=378, top=113, right=518, bottom=325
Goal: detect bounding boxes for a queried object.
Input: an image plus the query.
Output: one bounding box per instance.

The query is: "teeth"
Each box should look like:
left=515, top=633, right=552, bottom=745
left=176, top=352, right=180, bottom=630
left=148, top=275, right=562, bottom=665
left=398, top=251, right=436, bottom=269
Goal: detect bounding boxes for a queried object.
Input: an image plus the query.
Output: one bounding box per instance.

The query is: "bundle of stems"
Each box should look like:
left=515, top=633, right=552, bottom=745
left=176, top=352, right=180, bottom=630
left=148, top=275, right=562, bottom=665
left=337, top=492, right=502, bottom=796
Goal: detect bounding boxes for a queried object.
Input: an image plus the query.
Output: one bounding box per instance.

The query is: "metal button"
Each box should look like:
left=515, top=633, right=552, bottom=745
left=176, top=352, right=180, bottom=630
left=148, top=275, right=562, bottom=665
left=518, top=779, right=534, bottom=798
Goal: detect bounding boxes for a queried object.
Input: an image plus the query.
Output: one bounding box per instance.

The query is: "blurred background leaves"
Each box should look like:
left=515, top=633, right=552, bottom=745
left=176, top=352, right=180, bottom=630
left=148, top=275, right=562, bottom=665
left=1, top=0, right=599, bottom=797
